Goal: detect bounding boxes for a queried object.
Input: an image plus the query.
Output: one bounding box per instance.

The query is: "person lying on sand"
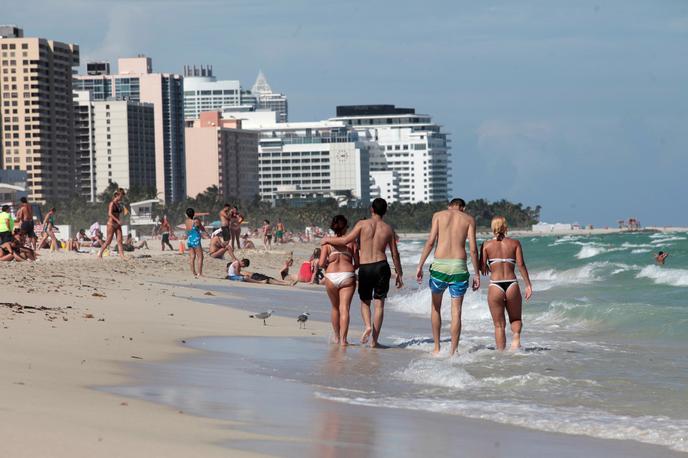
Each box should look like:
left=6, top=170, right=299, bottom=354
left=227, top=259, right=297, bottom=286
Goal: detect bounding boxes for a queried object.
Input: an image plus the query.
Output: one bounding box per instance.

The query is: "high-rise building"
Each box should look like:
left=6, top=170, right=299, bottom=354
left=74, top=91, right=156, bottom=201
left=182, top=65, right=245, bottom=120
left=74, top=56, right=185, bottom=202
left=331, top=105, right=450, bottom=204
left=370, top=170, right=400, bottom=203
left=227, top=111, right=369, bottom=205
left=0, top=26, right=79, bottom=202
left=251, top=71, right=288, bottom=123
left=185, top=111, right=259, bottom=201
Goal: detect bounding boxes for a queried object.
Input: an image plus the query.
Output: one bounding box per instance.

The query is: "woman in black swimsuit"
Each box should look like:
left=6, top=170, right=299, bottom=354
left=98, top=189, right=126, bottom=259
left=480, top=216, right=533, bottom=351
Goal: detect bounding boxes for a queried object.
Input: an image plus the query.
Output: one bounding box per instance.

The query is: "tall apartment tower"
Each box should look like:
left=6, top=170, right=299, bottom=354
left=182, top=65, right=244, bottom=120
left=0, top=26, right=79, bottom=202
left=74, top=91, right=156, bottom=201
left=185, top=111, right=259, bottom=202
left=251, top=71, right=288, bottom=123
left=331, top=105, right=450, bottom=204
left=74, top=56, right=185, bottom=202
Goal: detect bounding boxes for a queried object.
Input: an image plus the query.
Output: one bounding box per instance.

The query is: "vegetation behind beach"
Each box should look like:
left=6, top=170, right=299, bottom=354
left=48, top=184, right=541, bottom=233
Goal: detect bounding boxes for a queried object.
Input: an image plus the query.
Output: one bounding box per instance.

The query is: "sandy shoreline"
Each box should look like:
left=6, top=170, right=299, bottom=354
left=2, top=243, right=685, bottom=456
left=0, top=243, right=328, bottom=457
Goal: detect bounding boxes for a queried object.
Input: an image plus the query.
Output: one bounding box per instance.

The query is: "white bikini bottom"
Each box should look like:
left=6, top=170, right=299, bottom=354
left=325, top=271, right=355, bottom=288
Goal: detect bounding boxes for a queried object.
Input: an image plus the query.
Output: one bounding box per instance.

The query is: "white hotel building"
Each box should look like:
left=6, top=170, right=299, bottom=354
left=331, top=105, right=450, bottom=204
left=224, top=111, right=369, bottom=205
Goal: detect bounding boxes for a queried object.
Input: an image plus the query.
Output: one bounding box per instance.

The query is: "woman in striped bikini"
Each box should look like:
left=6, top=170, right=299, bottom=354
left=480, top=216, right=533, bottom=351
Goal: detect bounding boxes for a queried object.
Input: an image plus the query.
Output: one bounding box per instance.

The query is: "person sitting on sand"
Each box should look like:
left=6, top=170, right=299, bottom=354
left=240, top=233, right=255, bottom=249
left=117, top=234, right=148, bottom=252
left=280, top=256, right=294, bottom=280
left=655, top=251, right=669, bottom=265
left=209, top=229, right=236, bottom=260
left=227, top=259, right=296, bottom=286
left=479, top=216, right=533, bottom=351
left=297, top=248, right=321, bottom=283
left=320, top=215, right=359, bottom=346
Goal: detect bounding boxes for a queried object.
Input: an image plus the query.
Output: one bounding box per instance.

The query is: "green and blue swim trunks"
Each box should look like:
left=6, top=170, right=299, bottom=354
left=429, top=258, right=469, bottom=298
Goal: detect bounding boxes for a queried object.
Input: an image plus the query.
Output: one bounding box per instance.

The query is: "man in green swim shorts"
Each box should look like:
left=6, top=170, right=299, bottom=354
left=416, top=198, right=480, bottom=356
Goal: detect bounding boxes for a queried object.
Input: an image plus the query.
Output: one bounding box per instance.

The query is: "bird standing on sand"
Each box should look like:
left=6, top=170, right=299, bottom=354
left=297, top=312, right=310, bottom=329
left=249, top=310, right=273, bottom=326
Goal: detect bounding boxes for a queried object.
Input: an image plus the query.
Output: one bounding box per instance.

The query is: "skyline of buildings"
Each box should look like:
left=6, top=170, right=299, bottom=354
left=1, top=24, right=451, bottom=208
left=73, top=56, right=186, bottom=203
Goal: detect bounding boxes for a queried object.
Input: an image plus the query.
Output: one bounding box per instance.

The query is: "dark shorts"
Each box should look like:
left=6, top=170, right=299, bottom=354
left=221, top=226, right=231, bottom=242
left=251, top=273, right=272, bottom=282
left=0, top=231, right=11, bottom=245
left=20, top=221, right=36, bottom=239
left=358, top=260, right=391, bottom=301
left=162, top=233, right=170, bottom=243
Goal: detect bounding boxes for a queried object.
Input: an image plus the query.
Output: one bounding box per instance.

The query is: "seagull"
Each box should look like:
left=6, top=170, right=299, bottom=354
left=249, top=310, right=273, bottom=326
left=297, top=312, right=310, bottom=329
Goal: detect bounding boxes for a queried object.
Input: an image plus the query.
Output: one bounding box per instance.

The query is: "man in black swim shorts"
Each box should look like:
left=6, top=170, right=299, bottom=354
left=322, top=198, right=403, bottom=347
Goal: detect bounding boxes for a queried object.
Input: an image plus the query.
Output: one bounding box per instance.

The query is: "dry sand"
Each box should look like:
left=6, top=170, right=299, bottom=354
left=0, top=242, right=326, bottom=457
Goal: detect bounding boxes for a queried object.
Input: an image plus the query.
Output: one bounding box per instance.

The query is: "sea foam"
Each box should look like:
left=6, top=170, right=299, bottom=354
left=636, top=265, right=688, bottom=287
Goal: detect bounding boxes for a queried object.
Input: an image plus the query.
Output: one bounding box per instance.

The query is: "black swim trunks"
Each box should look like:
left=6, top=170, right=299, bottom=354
left=358, top=260, right=391, bottom=301
left=0, top=231, right=11, bottom=245
left=221, top=226, right=231, bottom=242
left=162, top=232, right=170, bottom=243
left=250, top=273, right=272, bottom=281
left=20, top=220, right=36, bottom=239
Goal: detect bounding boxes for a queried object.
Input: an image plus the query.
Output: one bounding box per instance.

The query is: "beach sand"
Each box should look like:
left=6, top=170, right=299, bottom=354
left=1, top=242, right=684, bottom=457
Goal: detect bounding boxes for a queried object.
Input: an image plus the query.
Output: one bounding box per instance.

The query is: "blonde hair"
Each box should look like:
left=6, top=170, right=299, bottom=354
left=491, top=216, right=508, bottom=240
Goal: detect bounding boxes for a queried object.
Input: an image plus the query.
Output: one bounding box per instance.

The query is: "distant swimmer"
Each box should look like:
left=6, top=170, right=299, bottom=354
left=480, top=216, right=533, bottom=351
left=416, top=198, right=480, bottom=356
left=655, top=251, right=669, bottom=265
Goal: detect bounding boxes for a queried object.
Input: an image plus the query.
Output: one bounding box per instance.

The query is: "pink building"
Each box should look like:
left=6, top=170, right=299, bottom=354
left=185, top=112, right=259, bottom=201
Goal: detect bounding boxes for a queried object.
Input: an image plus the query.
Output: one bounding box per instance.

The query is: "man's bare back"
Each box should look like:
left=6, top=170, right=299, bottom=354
left=355, top=218, right=395, bottom=264
left=433, top=209, right=473, bottom=260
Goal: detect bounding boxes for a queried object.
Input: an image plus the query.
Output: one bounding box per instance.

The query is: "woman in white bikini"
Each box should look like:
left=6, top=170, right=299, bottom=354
left=480, top=216, right=533, bottom=351
left=319, top=215, right=359, bottom=346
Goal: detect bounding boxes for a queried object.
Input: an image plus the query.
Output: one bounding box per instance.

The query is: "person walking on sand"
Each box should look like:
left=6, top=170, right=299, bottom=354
left=185, top=208, right=205, bottom=278
left=480, top=216, right=533, bottom=351
left=320, top=215, right=359, bottom=346
left=322, top=198, right=403, bottom=348
left=416, top=198, right=480, bottom=356
left=15, top=197, right=36, bottom=250
left=98, top=190, right=126, bottom=259
left=160, top=215, right=174, bottom=251
left=262, top=220, right=273, bottom=250
left=37, top=207, right=60, bottom=251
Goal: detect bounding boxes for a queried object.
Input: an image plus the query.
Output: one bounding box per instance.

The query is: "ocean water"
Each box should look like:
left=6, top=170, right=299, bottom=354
left=112, top=231, right=688, bottom=454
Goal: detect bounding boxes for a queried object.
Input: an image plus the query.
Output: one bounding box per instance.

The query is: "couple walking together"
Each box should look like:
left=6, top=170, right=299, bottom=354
left=321, top=198, right=533, bottom=353
left=320, top=198, right=403, bottom=348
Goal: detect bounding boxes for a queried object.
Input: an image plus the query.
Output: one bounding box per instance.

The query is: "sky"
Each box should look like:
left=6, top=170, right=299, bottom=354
left=4, top=0, right=688, bottom=226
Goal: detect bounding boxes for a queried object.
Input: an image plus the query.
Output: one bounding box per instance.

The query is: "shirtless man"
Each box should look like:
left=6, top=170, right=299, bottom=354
left=219, top=203, right=232, bottom=243
left=655, top=251, right=669, bottom=265
left=15, top=197, right=36, bottom=250
left=322, top=198, right=403, bottom=348
left=416, top=198, right=480, bottom=356
left=209, top=229, right=236, bottom=260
